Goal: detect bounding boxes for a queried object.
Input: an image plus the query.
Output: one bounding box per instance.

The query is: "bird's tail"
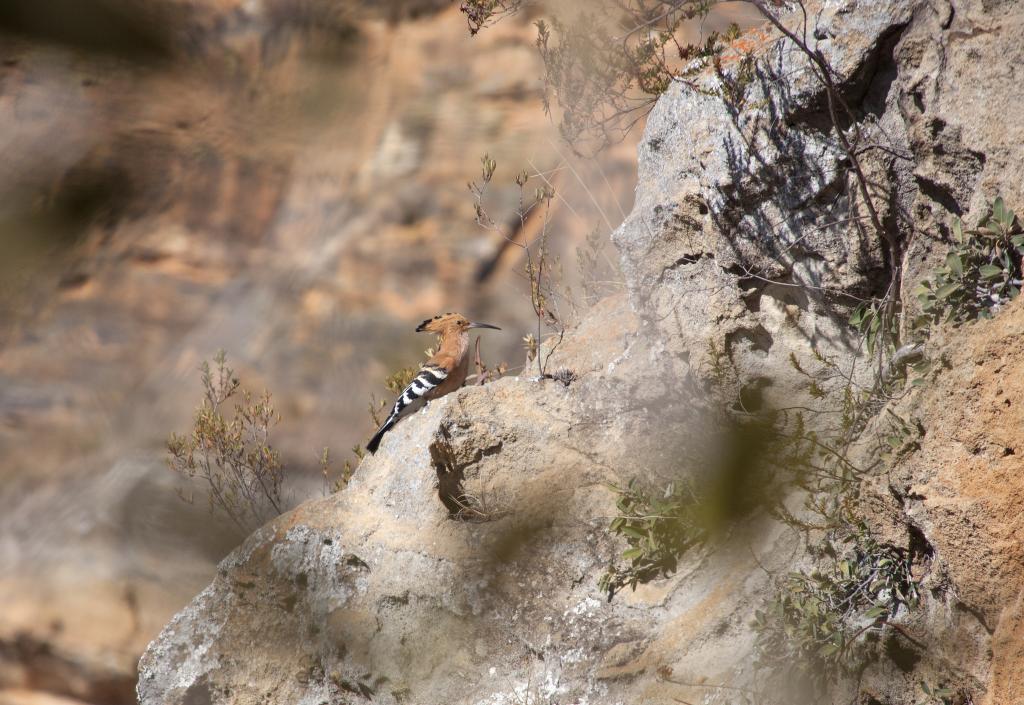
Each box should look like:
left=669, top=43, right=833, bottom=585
left=366, top=414, right=397, bottom=454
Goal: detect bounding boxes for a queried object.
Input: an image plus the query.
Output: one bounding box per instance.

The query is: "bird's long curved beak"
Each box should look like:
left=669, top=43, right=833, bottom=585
left=468, top=321, right=501, bottom=330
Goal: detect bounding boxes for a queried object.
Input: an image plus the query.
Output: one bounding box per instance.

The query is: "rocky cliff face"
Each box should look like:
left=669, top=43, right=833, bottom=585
left=138, top=0, right=1024, bottom=703
left=0, top=3, right=639, bottom=702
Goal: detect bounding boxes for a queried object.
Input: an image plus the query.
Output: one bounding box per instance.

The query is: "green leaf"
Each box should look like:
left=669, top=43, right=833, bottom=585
left=849, top=304, right=866, bottom=326
left=622, top=548, right=646, bottom=560
left=945, top=253, right=963, bottom=278
left=993, top=196, right=1008, bottom=226
left=979, top=264, right=1004, bottom=280
left=864, top=605, right=889, bottom=619
left=952, top=218, right=964, bottom=244
left=620, top=526, right=646, bottom=540
left=818, top=643, right=840, bottom=657
left=935, top=282, right=960, bottom=299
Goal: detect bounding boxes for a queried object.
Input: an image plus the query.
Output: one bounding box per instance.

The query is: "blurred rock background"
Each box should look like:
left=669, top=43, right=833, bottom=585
left=0, top=1, right=754, bottom=703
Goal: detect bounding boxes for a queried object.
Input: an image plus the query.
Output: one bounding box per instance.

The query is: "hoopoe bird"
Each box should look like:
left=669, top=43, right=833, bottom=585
left=366, top=312, right=501, bottom=454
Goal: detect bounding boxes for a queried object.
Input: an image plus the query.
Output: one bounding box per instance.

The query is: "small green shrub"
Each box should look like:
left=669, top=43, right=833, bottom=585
left=754, top=526, right=919, bottom=688
left=849, top=198, right=1021, bottom=382
left=849, top=299, right=901, bottom=357
left=916, top=196, right=1023, bottom=325
left=598, top=479, right=707, bottom=599
left=752, top=338, right=932, bottom=694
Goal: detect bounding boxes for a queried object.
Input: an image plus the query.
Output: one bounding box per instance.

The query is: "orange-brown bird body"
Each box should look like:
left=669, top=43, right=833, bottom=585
left=366, top=313, right=500, bottom=454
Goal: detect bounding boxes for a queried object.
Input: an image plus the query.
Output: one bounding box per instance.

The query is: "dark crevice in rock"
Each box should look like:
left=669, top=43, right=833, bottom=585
left=727, top=325, right=774, bottom=357
left=875, top=159, right=905, bottom=283
left=344, top=554, right=370, bottom=571
left=57, top=271, right=90, bottom=289
left=378, top=592, right=410, bottom=608
left=738, top=283, right=764, bottom=313
left=430, top=424, right=502, bottom=521
left=906, top=522, right=934, bottom=562
left=884, top=631, right=923, bottom=672
left=655, top=251, right=713, bottom=288
left=860, top=25, right=905, bottom=120
left=844, top=24, right=908, bottom=286
left=430, top=427, right=467, bottom=517
left=787, top=21, right=910, bottom=132
left=915, top=173, right=964, bottom=215
left=941, top=2, right=955, bottom=30
left=910, top=88, right=925, bottom=113
left=909, top=116, right=986, bottom=215
left=674, top=253, right=708, bottom=267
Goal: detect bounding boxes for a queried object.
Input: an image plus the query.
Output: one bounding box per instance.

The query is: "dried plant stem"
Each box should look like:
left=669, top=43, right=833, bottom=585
left=470, top=156, right=565, bottom=377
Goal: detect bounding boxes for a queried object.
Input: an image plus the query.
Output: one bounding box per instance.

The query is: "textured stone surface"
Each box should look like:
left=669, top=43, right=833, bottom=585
left=858, top=301, right=1024, bottom=705
left=611, top=0, right=923, bottom=413
left=139, top=0, right=1024, bottom=704
left=136, top=349, right=794, bottom=705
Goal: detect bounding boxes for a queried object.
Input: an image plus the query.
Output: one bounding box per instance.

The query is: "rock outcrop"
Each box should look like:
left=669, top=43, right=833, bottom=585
left=138, top=294, right=795, bottom=705
left=138, top=1, right=1024, bottom=703
left=0, top=3, right=636, bottom=701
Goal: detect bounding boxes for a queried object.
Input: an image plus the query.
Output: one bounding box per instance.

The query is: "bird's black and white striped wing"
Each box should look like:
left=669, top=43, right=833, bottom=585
left=392, top=364, right=447, bottom=418
left=366, top=364, right=449, bottom=453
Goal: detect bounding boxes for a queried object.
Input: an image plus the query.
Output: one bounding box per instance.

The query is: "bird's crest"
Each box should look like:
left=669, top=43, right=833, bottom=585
left=416, top=312, right=466, bottom=333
